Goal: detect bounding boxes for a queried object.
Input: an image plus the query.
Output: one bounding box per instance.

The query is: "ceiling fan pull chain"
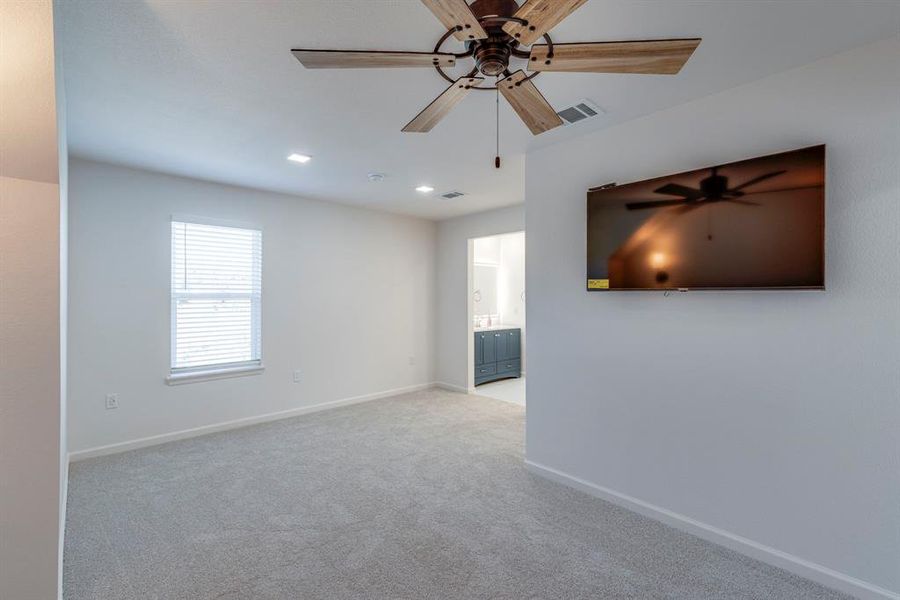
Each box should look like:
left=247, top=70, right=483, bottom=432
left=495, top=82, right=501, bottom=169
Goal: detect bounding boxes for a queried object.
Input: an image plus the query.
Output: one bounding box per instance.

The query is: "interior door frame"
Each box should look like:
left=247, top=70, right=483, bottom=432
left=466, top=238, right=476, bottom=393
left=467, top=230, right=525, bottom=395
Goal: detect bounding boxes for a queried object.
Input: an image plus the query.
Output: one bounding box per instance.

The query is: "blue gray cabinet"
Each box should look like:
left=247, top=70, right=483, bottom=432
left=475, top=328, right=521, bottom=385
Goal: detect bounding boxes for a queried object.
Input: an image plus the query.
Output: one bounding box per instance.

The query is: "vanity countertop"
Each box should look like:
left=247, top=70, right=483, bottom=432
left=474, top=324, right=521, bottom=332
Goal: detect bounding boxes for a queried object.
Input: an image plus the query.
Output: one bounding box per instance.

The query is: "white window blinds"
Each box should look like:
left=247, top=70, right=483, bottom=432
left=171, top=220, right=262, bottom=373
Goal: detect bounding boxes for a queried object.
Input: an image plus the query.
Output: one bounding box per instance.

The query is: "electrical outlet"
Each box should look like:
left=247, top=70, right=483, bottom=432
left=408, top=356, right=416, bottom=366
left=292, top=370, right=302, bottom=383
left=105, top=393, right=119, bottom=410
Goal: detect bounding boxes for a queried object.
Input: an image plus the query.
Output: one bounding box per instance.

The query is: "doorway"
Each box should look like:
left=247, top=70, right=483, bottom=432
left=467, top=231, right=525, bottom=405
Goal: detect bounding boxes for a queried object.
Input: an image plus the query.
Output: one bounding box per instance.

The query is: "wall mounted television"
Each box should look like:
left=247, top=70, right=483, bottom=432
left=586, top=145, right=825, bottom=291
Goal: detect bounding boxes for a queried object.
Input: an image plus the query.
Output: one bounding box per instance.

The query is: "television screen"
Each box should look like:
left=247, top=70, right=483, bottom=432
left=586, top=145, right=825, bottom=291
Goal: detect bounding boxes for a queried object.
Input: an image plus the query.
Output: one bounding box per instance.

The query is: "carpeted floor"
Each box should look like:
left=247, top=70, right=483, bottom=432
left=64, top=388, right=850, bottom=599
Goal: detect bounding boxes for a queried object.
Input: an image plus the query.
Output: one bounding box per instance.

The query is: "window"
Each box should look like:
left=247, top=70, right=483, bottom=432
left=169, top=219, right=262, bottom=382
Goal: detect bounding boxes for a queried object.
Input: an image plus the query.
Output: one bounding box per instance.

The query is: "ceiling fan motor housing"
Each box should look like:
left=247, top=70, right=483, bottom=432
left=700, top=173, right=729, bottom=200
left=474, top=40, right=511, bottom=76
left=468, top=0, right=520, bottom=77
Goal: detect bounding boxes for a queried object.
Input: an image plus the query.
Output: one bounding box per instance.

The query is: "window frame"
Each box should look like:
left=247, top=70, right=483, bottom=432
left=166, top=215, right=264, bottom=385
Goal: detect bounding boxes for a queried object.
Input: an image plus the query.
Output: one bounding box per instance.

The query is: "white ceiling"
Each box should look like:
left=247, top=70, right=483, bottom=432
left=57, top=0, right=899, bottom=220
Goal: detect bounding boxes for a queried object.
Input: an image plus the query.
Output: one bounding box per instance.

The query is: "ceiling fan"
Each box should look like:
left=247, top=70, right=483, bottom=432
left=291, top=0, right=702, bottom=139
left=625, top=167, right=787, bottom=211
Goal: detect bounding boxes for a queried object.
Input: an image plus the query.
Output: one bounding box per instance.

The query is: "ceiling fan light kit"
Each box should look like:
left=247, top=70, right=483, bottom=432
left=291, top=0, right=701, bottom=165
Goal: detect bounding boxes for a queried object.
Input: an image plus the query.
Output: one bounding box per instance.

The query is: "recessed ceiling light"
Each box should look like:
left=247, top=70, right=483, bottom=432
left=368, top=172, right=386, bottom=183
left=416, top=185, right=434, bottom=193
left=287, top=153, right=311, bottom=164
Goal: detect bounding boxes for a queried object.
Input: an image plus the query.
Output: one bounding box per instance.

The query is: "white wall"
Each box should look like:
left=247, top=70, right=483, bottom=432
left=525, top=37, right=900, bottom=599
left=68, top=159, right=436, bottom=454
left=497, top=235, right=525, bottom=326
left=496, top=231, right=525, bottom=351
left=473, top=236, right=502, bottom=266
left=0, top=2, right=66, bottom=598
left=436, top=205, right=524, bottom=390
left=0, top=177, right=64, bottom=600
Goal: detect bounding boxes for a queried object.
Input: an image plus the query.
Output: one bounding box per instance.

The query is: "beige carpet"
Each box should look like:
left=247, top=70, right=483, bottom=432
left=64, top=388, right=850, bottom=599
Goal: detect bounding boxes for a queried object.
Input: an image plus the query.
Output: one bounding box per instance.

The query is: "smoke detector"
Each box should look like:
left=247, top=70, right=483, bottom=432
left=367, top=172, right=385, bottom=182
left=557, top=99, right=605, bottom=126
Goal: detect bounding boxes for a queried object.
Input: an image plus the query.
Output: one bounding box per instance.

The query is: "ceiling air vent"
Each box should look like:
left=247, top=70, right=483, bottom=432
left=557, top=99, right=604, bottom=126
left=440, top=190, right=465, bottom=200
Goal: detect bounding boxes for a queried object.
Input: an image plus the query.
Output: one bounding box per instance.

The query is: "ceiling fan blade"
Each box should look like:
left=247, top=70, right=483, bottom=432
left=725, top=199, right=761, bottom=206
left=498, top=71, right=563, bottom=135
left=528, top=39, right=701, bottom=74
left=420, top=0, right=488, bottom=41
left=502, top=0, right=588, bottom=47
left=729, top=169, right=787, bottom=192
left=625, top=199, right=688, bottom=211
left=291, top=49, right=456, bottom=69
left=654, top=183, right=703, bottom=199
left=402, top=76, right=484, bottom=133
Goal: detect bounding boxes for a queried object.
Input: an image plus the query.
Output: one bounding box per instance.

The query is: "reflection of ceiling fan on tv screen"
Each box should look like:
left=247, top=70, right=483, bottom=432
left=291, top=0, right=701, bottom=138
left=625, top=167, right=787, bottom=211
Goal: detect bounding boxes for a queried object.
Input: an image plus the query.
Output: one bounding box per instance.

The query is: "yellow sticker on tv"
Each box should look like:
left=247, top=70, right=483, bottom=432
left=588, top=279, right=609, bottom=289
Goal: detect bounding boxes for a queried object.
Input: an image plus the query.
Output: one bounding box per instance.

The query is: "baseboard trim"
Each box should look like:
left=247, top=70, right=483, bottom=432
left=434, top=381, right=469, bottom=394
left=58, top=453, right=69, bottom=600
left=69, top=382, right=435, bottom=462
left=525, top=460, right=898, bottom=600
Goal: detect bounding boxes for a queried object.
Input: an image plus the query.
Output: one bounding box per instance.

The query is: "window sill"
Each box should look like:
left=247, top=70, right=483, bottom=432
left=166, top=364, right=265, bottom=385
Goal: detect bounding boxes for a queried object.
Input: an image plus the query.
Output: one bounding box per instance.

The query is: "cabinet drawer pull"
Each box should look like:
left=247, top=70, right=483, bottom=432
left=495, top=333, right=500, bottom=337
left=480, top=369, right=488, bottom=373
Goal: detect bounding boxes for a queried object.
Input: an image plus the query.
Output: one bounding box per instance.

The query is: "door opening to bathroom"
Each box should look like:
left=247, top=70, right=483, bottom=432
left=467, top=231, right=525, bottom=405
